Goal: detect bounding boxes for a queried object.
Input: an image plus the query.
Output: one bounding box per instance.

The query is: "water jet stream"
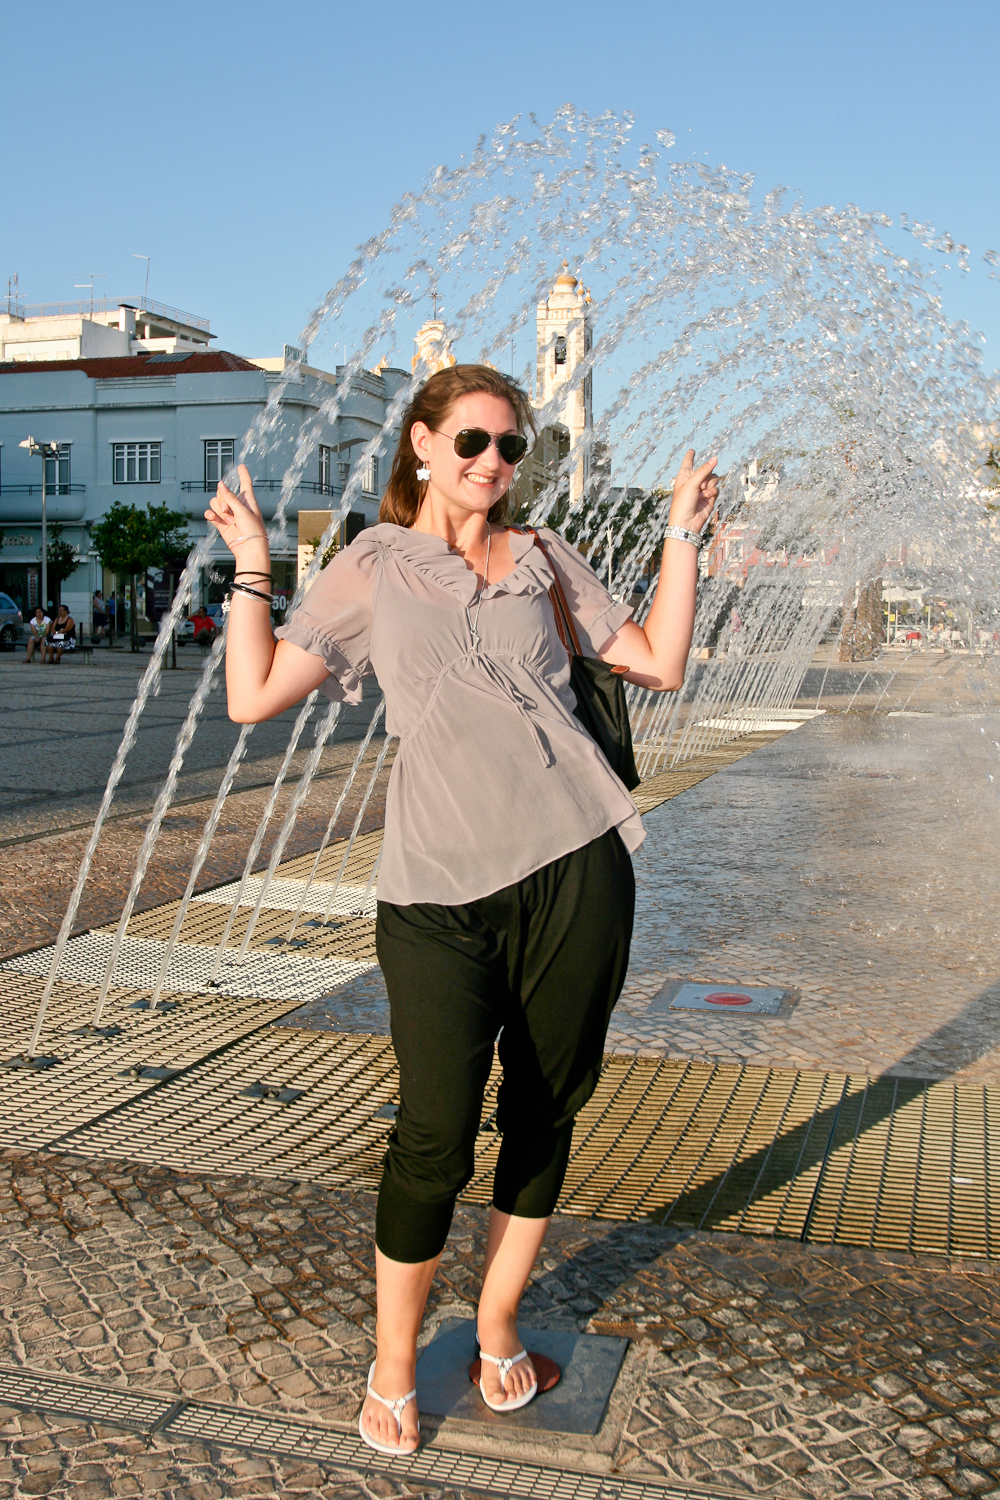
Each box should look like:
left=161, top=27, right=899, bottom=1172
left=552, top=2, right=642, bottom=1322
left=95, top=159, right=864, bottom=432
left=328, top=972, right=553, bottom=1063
left=320, top=730, right=394, bottom=926
left=207, top=692, right=319, bottom=983
left=91, top=629, right=230, bottom=1026
left=235, top=700, right=343, bottom=957
left=147, top=722, right=254, bottom=1012
left=26, top=542, right=215, bottom=1055
left=284, top=698, right=386, bottom=943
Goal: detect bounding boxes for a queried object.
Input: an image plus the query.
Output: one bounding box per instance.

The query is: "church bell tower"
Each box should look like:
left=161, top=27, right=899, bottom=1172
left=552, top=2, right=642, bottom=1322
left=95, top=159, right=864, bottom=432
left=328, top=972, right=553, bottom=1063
left=536, top=263, right=593, bottom=504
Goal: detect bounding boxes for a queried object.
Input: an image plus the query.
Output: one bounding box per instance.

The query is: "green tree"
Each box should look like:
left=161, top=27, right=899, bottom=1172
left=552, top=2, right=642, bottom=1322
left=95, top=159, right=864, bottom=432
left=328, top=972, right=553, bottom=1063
left=303, top=531, right=340, bottom=570
left=91, top=501, right=189, bottom=652
left=44, top=523, right=80, bottom=607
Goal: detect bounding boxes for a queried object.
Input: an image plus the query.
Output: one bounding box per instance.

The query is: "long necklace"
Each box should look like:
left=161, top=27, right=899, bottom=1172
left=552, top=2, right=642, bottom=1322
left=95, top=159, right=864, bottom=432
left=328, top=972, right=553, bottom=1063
left=466, top=528, right=491, bottom=650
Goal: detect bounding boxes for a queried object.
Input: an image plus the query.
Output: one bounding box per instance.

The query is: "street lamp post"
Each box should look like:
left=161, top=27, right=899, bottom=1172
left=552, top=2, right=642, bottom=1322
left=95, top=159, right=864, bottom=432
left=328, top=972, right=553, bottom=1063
left=19, top=437, right=59, bottom=610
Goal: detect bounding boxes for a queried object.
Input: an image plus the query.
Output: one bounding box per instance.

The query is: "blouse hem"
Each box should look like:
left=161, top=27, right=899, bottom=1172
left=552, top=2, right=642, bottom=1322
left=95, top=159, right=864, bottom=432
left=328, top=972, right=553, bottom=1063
left=375, top=806, right=645, bottom=909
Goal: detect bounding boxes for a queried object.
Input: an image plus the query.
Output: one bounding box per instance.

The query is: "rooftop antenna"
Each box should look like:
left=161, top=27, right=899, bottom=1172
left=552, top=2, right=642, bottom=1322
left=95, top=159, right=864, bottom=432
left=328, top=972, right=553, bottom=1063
left=6, top=272, right=17, bottom=316
left=133, top=254, right=151, bottom=305
left=74, top=273, right=105, bottom=318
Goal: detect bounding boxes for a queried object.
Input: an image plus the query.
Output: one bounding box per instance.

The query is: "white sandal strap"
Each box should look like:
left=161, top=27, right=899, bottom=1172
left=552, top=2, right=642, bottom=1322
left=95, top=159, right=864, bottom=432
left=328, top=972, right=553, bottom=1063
left=479, top=1347, right=529, bottom=1385
left=366, top=1364, right=417, bottom=1429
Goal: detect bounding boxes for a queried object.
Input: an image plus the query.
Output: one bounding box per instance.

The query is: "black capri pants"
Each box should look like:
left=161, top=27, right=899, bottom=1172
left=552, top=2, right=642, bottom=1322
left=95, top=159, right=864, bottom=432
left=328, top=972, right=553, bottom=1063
left=374, top=826, right=635, bottom=1263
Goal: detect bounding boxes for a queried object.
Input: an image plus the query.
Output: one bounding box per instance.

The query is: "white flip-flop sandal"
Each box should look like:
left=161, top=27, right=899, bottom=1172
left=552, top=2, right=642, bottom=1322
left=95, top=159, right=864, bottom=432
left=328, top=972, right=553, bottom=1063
left=358, top=1360, right=420, bottom=1455
left=478, top=1346, right=538, bottom=1413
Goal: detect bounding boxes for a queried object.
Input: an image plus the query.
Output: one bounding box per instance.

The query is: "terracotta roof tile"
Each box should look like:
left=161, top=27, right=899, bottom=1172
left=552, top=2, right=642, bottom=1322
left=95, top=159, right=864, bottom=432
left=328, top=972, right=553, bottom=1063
left=0, top=352, right=258, bottom=377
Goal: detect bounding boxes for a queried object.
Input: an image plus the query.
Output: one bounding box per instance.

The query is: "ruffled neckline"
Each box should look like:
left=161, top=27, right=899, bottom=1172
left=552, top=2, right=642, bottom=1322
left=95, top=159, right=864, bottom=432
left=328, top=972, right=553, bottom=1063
left=369, top=523, right=554, bottom=604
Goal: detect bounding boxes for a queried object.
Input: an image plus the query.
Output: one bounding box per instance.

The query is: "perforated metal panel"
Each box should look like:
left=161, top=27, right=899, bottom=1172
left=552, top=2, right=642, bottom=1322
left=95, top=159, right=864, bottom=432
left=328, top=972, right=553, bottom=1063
left=0, top=1361, right=727, bottom=1500
left=3, top=932, right=374, bottom=1003
left=192, top=878, right=377, bottom=919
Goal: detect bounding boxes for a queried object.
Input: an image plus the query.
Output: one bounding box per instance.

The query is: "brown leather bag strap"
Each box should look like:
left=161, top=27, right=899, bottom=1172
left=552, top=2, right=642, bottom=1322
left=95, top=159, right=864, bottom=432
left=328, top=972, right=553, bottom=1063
left=521, top=526, right=584, bottom=658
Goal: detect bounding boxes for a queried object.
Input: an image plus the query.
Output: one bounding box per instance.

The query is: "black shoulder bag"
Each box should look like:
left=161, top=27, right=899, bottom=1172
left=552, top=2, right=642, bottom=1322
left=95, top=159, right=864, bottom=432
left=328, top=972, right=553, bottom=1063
left=525, top=527, right=641, bottom=791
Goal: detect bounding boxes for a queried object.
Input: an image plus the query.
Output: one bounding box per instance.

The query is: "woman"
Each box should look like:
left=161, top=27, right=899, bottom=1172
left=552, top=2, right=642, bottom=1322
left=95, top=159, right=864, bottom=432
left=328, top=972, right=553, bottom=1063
left=206, top=363, right=717, bottom=1455
left=24, top=607, right=50, bottom=663
left=43, top=604, right=76, bottom=663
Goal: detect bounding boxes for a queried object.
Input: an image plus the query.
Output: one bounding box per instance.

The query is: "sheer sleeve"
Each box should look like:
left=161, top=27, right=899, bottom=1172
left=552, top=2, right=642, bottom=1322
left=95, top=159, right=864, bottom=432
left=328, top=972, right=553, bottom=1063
left=539, top=528, right=633, bottom=656
left=274, top=531, right=381, bottom=703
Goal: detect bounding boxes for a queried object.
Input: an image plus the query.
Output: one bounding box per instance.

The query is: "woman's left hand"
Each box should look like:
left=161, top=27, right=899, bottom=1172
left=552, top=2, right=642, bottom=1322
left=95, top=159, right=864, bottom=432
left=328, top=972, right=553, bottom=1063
left=669, top=448, right=719, bottom=534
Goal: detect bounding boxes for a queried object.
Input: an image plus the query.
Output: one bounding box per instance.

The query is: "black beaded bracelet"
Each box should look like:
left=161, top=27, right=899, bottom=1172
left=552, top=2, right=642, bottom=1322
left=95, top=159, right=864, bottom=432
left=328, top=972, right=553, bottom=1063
left=228, top=582, right=273, bottom=604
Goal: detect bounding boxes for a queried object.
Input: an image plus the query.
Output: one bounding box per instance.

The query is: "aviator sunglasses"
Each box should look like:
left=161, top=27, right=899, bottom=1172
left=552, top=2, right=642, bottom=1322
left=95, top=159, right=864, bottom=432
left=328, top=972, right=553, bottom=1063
left=434, top=427, right=529, bottom=465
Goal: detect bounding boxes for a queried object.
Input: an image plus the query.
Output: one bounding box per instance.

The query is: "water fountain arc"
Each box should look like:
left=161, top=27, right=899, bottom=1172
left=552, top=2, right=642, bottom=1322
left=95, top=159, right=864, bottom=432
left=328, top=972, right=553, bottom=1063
left=19, top=106, right=1000, bottom=1054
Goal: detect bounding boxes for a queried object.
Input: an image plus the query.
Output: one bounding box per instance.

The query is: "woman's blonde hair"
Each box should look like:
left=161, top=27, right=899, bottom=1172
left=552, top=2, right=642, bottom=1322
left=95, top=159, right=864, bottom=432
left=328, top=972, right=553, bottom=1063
left=380, top=364, right=536, bottom=528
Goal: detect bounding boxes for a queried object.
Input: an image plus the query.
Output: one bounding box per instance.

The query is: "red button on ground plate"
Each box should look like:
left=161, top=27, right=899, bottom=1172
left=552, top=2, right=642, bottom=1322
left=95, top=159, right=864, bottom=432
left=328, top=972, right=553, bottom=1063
left=704, top=991, right=753, bottom=1006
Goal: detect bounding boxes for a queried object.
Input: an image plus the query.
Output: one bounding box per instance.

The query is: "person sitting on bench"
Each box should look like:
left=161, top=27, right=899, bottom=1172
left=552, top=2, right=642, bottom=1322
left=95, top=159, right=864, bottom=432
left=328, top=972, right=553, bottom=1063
left=43, top=605, right=76, bottom=663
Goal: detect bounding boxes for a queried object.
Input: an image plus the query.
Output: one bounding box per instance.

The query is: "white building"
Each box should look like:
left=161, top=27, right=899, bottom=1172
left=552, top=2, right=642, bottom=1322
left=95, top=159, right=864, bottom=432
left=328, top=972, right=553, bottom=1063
left=0, top=298, right=408, bottom=633
left=1, top=296, right=214, bottom=362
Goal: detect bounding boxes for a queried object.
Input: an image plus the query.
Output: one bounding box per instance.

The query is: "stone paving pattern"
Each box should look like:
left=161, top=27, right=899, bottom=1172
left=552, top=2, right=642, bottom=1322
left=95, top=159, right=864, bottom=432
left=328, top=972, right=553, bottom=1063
left=1, top=1147, right=999, bottom=1497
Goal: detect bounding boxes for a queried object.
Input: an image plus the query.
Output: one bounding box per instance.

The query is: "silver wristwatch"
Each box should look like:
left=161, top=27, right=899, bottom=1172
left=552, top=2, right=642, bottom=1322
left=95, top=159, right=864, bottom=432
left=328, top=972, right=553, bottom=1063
left=663, top=524, right=703, bottom=548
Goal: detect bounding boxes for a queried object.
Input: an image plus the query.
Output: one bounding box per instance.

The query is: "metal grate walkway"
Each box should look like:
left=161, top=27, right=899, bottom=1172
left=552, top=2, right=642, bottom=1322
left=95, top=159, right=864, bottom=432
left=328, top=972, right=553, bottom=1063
left=0, top=1363, right=730, bottom=1500
left=2, top=994, right=998, bottom=1260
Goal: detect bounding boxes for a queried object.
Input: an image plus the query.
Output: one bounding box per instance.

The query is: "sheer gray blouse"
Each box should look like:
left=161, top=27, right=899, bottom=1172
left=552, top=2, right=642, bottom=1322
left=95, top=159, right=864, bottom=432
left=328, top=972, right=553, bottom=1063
left=276, top=523, right=645, bottom=906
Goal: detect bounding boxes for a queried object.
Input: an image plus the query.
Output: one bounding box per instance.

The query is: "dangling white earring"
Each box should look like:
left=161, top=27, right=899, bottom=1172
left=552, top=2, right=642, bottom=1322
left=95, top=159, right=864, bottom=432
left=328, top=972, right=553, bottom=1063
left=416, top=464, right=430, bottom=482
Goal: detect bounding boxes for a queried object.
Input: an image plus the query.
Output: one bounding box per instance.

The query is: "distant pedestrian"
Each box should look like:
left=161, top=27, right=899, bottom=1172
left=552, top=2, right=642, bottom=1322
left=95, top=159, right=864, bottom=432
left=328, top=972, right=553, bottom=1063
left=24, top=607, right=50, bottom=663
left=43, top=605, right=76, bottom=663
left=92, top=590, right=108, bottom=644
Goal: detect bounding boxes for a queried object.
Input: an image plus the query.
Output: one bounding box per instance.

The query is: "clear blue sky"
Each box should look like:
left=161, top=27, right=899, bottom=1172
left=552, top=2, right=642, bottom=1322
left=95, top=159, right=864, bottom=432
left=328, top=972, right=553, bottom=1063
left=6, top=0, right=999, bottom=370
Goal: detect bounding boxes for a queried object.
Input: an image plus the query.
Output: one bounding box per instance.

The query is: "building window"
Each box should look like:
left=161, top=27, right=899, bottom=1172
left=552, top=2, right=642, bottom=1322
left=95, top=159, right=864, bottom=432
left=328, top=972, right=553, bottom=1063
left=45, top=444, right=71, bottom=492
left=204, top=439, right=235, bottom=488
left=319, top=445, right=335, bottom=494
left=361, top=454, right=378, bottom=494
left=114, top=442, right=161, bottom=484
left=554, top=334, right=567, bottom=366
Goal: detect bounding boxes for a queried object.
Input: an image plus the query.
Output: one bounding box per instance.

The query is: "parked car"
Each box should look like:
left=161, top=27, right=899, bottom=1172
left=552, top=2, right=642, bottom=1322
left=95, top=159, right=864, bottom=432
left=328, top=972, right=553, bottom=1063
left=0, top=593, right=23, bottom=650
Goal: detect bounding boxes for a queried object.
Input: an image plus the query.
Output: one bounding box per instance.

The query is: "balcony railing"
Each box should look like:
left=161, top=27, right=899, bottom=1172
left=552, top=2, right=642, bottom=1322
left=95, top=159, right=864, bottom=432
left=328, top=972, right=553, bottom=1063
left=181, top=479, right=339, bottom=495
left=132, top=296, right=211, bottom=333
left=0, top=483, right=85, bottom=495
left=12, top=295, right=210, bottom=333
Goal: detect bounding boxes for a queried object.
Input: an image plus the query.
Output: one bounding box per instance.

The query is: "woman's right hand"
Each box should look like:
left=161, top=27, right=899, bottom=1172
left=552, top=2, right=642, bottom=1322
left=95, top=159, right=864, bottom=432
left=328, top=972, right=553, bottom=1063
left=204, top=464, right=270, bottom=559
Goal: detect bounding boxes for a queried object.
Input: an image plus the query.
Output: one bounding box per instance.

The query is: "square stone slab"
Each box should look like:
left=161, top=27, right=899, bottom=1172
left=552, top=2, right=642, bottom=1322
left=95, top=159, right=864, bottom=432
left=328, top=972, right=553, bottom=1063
left=416, top=1318, right=628, bottom=1434
left=667, top=980, right=786, bottom=1014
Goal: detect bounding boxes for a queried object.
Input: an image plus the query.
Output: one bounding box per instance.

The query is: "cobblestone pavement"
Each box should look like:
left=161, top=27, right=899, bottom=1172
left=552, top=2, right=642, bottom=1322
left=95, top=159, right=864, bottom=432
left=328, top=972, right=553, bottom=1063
left=1, top=1148, right=999, bottom=1497
left=799, top=647, right=1000, bottom=718
left=0, top=654, right=382, bottom=840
